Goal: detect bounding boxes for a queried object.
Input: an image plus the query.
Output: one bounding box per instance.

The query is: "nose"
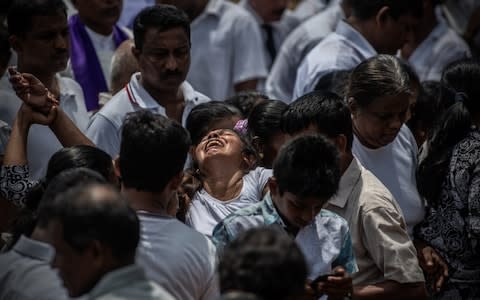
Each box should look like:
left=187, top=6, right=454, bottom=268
left=388, top=114, right=405, bottom=130
left=165, top=54, right=178, bottom=70
left=54, top=34, right=68, bottom=50
left=206, top=130, right=220, bottom=140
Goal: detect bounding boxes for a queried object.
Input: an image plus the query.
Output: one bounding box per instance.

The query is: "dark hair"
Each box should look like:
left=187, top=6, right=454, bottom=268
left=219, top=227, right=307, bottom=300
left=7, top=168, right=107, bottom=250
left=247, top=99, right=287, bottom=144
left=406, top=81, right=448, bottom=144
left=37, top=183, right=139, bottom=261
left=225, top=91, right=269, bottom=118
left=7, top=0, right=66, bottom=36
left=133, top=4, right=190, bottom=51
left=418, top=59, right=480, bottom=205
left=351, top=0, right=423, bottom=20
left=346, top=54, right=413, bottom=108
left=120, top=110, right=191, bottom=193
left=186, top=101, right=242, bottom=145
left=273, top=134, right=340, bottom=199
left=46, top=145, right=114, bottom=184
left=0, top=27, right=11, bottom=70
left=314, top=69, right=351, bottom=98
left=282, top=91, right=353, bottom=150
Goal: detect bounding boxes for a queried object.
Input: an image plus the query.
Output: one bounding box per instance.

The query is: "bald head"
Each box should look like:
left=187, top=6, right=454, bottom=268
left=110, top=39, right=139, bottom=95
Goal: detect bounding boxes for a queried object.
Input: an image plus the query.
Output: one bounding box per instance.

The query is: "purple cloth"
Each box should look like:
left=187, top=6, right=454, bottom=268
left=69, top=14, right=129, bottom=111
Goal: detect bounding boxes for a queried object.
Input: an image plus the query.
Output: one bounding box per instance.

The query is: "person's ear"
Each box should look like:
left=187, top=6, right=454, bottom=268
left=376, top=6, right=391, bottom=28
left=347, top=97, right=358, bottom=117
left=332, top=134, right=348, bottom=154
left=8, top=36, right=22, bottom=53
left=268, top=177, right=279, bottom=198
left=113, top=156, right=121, bottom=179
left=241, top=151, right=257, bottom=171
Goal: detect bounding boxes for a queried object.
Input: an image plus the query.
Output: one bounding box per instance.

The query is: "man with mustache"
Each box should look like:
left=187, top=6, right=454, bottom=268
left=0, top=0, right=89, bottom=180
left=66, top=0, right=131, bottom=112
left=87, top=4, right=210, bottom=158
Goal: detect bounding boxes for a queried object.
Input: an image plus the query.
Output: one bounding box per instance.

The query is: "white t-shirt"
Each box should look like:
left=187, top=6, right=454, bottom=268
left=186, top=167, right=272, bottom=237
left=136, top=213, right=218, bottom=300
left=352, top=125, right=425, bottom=237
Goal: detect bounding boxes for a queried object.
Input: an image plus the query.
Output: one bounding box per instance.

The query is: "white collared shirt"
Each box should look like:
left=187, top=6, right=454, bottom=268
left=86, top=72, right=210, bottom=158
left=293, top=20, right=377, bottom=99
left=0, top=73, right=89, bottom=180
left=266, top=0, right=344, bottom=102
left=239, top=0, right=301, bottom=69
left=187, top=0, right=268, bottom=100
left=408, top=21, right=471, bottom=81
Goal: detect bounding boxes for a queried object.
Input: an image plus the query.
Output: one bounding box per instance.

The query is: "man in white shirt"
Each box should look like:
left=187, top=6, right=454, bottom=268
left=1, top=0, right=89, bottom=180
left=401, top=0, right=471, bottom=81
left=87, top=4, right=210, bottom=158
left=293, top=0, right=423, bottom=99
left=266, top=0, right=349, bottom=102
left=117, top=110, right=219, bottom=300
left=239, top=0, right=301, bottom=70
left=66, top=0, right=131, bottom=111
left=157, top=0, right=268, bottom=100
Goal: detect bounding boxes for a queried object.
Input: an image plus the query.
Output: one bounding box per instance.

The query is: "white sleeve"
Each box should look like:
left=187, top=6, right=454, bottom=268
left=86, top=113, right=120, bottom=158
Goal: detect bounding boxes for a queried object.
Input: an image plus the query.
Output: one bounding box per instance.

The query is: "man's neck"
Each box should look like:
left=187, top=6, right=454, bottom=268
left=271, top=195, right=300, bottom=236
left=122, top=187, right=170, bottom=216
left=346, top=17, right=377, bottom=50
left=140, top=77, right=185, bottom=122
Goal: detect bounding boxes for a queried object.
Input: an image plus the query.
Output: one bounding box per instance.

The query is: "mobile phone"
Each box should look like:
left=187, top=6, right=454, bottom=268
left=310, top=273, right=334, bottom=288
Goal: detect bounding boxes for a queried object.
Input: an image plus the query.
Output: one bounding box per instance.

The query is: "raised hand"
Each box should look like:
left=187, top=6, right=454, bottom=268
left=8, top=67, right=59, bottom=113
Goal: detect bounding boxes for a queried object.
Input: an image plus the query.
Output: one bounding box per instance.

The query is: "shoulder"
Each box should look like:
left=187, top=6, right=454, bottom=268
left=357, top=166, right=400, bottom=211
left=316, top=209, right=349, bottom=235
left=91, top=89, right=133, bottom=128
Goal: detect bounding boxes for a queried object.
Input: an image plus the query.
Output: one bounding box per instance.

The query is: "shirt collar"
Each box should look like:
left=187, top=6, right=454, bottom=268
left=335, top=20, right=377, bottom=58
left=13, top=235, right=56, bottom=263
left=328, top=157, right=362, bottom=208
left=88, top=265, right=146, bottom=298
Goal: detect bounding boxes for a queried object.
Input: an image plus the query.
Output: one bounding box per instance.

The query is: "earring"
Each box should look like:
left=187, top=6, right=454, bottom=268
left=259, top=152, right=264, bottom=159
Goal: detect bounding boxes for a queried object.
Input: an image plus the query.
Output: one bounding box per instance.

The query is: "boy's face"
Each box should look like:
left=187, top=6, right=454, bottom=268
left=269, top=178, right=325, bottom=230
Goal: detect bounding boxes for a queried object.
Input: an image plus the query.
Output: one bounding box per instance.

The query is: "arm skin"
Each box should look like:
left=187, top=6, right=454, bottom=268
left=354, top=280, right=427, bottom=300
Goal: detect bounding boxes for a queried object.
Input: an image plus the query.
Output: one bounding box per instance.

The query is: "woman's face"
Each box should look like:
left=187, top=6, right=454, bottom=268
left=351, top=93, right=410, bottom=149
left=194, top=129, right=245, bottom=166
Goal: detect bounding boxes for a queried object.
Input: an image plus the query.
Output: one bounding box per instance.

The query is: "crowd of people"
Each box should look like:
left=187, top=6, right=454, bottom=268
left=0, top=0, right=479, bottom=299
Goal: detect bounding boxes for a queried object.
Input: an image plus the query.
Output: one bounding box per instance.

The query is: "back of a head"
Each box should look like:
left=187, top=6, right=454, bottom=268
left=7, top=0, right=66, bottom=36
left=282, top=91, right=353, bottom=150
left=219, top=227, right=307, bottom=300
left=45, top=145, right=114, bottom=185
left=314, top=69, right=351, bottom=98
left=120, top=110, right=191, bottom=193
left=273, top=134, right=340, bottom=200
left=247, top=100, right=287, bottom=142
left=0, top=27, right=11, bottom=73
left=418, top=59, right=480, bottom=204
left=225, top=91, right=269, bottom=118
left=110, top=39, right=139, bottom=96
left=133, top=4, right=190, bottom=51
left=37, top=183, right=139, bottom=263
left=346, top=54, right=413, bottom=108
left=350, top=0, right=423, bottom=21
left=187, top=101, right=243, bottom=145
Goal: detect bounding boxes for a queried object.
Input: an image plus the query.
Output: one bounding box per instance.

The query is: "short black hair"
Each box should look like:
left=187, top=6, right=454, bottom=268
left=7, top=0, right=66, bottom=36
left=46, top=145, right=114, bottom=184
left=273, top=134, right=340, bottom=199
left=225, top=91, right=268, bottom=118
left=219, top=227, right=307, bottom=300
left=314, top=69, right=351, bottom=98
left=120, top=110, right=191, bottom=193
left=351, top=0, right=423, bottom=20
left=37, top=183, right=139, bottom=262
left=186, top=101, right=242, bottom=145
left=247, top=100, right=287, bottom=143
left=0, top=27, right=11, bottom=70
left=133, top=4, right=190, bottom=50
left=282, top=91, right=353, bottom=150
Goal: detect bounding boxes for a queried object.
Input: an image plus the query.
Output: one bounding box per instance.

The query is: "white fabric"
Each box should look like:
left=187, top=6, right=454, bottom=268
left=290, top=0, right=330, bottom=21
left=188, top=0, right=268, bottom=100
left=186, top=167, right=272, bottom=237
left=239, top=0, right=301, bottom=69
left=118, top=0, right=155, bottom=29
left=352, top=125, right=425, bottom=237
left=408, top=21, right=471, bottom=81
left=136, top=213, right=219, bottom=300
left=86, top=72, right=210, bottom=158
left=0, top=73, right=89, bottom=180
left=293, top=20, right=377, bottom=99
left=266, top=1, right=343, bottom=102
